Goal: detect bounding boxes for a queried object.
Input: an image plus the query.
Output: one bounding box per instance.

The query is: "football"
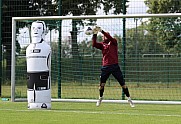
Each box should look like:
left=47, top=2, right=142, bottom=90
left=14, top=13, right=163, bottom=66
left=85, top=27, right=93, bottom=35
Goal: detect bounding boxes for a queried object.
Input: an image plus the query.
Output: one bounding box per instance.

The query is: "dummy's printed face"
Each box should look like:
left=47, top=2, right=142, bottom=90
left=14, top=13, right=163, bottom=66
left=31, top=22, right=44, bottom=38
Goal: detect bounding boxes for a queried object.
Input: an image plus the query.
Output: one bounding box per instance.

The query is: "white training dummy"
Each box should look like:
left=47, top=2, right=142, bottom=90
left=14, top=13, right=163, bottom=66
left=26, top=21, right=51, bottom=109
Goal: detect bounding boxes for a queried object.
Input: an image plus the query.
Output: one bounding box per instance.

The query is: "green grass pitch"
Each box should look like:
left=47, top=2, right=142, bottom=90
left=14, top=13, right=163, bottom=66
left=0, top=100, right=181, bottom=124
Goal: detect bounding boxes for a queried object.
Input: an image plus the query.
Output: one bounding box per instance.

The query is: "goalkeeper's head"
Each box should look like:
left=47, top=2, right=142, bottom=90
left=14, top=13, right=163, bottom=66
left=31, top=21, right=47, bottom=43
left=102, top=32, right=110, bottom=42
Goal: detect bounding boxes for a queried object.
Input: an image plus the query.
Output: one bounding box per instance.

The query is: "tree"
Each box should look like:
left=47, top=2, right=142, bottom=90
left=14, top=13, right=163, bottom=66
left=145, top=0, right=181, bottom=53
left=57, top=0, right=128, bottom=59
left=126, top=23, right=165, bottom=57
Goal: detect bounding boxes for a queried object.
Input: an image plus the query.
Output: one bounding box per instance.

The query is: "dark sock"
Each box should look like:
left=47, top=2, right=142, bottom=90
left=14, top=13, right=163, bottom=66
left=99, top=87, right=104, bottom=97
left=123, top=87, right=130, bottom=97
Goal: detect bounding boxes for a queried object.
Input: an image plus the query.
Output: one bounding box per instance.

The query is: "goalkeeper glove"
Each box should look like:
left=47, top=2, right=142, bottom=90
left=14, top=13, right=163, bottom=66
left=93, top=27, right=98, bottom=34
left=95, top=26, right=102, bottom=32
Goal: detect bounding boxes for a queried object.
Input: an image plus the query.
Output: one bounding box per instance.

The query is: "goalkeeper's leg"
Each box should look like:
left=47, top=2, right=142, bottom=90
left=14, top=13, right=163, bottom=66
left=96, top=66, right=110, bottom=107
left=112, top=65, right=135, bottom=107
left=122, top=85, right=134, bottom=107
left=96, top=83, right=105, bottom=107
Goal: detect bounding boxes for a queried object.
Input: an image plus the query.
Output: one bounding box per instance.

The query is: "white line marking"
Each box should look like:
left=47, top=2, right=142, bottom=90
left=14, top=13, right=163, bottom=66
left=0, top=108, right=181, bottom=117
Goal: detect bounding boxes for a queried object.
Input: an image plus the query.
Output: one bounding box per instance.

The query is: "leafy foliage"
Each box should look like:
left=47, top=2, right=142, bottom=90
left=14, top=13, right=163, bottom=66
left=145, top=0, right=181, bottom=53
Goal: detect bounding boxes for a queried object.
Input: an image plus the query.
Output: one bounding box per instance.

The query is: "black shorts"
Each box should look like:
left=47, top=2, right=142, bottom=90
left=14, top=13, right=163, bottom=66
left=100, top=64, right=125, bottom=86
left=27, top=72, right=50, bottom=90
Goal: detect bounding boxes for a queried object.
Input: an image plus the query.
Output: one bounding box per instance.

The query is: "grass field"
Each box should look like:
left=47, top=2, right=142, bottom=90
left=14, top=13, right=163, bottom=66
left=0, top=100, right=181, bottom=124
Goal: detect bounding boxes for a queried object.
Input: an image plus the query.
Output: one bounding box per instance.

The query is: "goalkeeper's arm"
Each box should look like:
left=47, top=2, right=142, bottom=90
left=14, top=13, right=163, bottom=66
left=92, top=27, right=103, bottom=49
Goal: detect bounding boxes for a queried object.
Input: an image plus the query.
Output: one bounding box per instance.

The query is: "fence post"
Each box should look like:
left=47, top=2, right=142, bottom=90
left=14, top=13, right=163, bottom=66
left=121, top=0, right=126, bottom=100
left=58, top=0, right=62, bottom=98
left=0, top=0, right=2, bottom=97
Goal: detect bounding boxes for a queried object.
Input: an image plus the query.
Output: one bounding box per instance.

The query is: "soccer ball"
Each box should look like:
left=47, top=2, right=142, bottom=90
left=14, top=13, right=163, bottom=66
left=85, top=27, right=93, bottom=35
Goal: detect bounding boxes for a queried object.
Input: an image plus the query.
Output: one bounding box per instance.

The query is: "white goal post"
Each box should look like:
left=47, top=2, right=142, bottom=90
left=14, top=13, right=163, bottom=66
left=11, top=13, right=181, bottom=104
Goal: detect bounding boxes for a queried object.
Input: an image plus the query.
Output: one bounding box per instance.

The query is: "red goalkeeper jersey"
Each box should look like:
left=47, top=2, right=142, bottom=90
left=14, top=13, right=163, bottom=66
left=92, top=31, right=118, bottom=66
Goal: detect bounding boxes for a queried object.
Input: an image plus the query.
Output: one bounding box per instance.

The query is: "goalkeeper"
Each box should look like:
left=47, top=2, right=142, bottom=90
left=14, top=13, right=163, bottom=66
left=92, top=26, right=134, bottom=107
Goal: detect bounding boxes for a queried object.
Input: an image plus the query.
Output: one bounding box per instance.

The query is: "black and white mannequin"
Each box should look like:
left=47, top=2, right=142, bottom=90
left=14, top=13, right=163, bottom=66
left=26, top=21, right=51, bottom=109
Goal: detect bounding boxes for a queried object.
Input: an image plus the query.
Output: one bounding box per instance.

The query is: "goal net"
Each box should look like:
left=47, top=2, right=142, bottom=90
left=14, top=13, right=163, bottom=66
left=11, top=13, right=181, bottom=104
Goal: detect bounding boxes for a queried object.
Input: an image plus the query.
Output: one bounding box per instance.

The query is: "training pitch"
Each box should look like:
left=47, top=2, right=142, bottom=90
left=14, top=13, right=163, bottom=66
left=0, top=100, right=181, bottom=124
